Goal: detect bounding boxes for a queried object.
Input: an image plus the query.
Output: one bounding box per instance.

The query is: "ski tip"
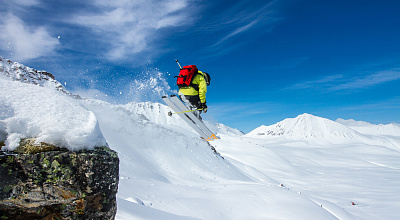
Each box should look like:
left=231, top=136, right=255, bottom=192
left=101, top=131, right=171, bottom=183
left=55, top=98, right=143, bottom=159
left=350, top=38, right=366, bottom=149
left=205, top=134, right=219, bottom=141
left=162, top=95, right=167, bottom=98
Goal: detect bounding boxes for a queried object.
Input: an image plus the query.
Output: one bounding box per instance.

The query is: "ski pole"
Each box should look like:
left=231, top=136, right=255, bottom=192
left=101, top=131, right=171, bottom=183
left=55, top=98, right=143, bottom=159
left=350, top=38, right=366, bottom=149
left=175, top=59, right=182, bottom=69
left=168, top=108, right=203, bottom=116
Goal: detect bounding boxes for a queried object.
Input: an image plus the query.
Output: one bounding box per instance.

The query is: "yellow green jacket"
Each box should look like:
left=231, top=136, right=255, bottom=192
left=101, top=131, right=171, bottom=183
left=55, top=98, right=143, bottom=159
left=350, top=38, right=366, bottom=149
left=179, top=71, right=207, bottom=103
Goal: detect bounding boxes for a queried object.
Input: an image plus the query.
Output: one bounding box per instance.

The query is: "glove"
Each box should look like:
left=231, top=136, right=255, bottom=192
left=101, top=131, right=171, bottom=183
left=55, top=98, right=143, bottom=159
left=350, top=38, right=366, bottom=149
left=200, top=103, right=207, bottom=113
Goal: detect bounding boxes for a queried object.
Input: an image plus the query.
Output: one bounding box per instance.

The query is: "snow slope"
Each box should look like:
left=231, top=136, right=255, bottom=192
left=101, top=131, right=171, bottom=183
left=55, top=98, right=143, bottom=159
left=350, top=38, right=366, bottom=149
left=89, top=101, right=400, bottom=220
left=82, top=99, right=341, bottom=220
left=337, top=118, right=400, bottom=137
left=1, top=58, right=400, bottom=219
left=247, top=113, right=400, bottom=151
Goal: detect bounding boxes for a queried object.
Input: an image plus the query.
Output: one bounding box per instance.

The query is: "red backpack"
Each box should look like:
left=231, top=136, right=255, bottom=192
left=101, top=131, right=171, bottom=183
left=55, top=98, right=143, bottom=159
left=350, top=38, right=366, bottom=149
left=175, top=65, right=198, bottom=88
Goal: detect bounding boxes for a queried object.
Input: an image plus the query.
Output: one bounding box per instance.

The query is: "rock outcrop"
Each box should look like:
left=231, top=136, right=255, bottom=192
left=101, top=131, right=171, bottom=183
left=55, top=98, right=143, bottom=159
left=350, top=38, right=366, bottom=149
left=0, top=143, right=119, bottom=220
left=0, top=56, right=79, bottom=98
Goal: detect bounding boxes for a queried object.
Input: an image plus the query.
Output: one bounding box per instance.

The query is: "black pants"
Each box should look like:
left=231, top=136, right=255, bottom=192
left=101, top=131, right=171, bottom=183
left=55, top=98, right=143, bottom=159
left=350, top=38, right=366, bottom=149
left=180, top=95, right=202, bottom=119
left=181, top=95, right=201, bottom=109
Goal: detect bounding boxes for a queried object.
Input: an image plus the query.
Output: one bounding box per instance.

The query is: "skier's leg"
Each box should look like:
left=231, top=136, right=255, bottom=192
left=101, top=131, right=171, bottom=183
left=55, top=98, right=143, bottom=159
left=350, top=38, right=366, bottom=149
left=182, top=95, right=202, bottom=119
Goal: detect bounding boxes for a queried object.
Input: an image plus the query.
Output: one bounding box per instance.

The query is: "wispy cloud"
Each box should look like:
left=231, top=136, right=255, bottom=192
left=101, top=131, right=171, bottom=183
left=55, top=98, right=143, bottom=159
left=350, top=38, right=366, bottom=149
left=0, top=0, right=194, bottom=63
left=202, top=0, right=279, bottom=54
left=0, top=0, right=40, bottom=8
left=288, top=68, right=400, bottom=93
left=213, top=19, right=259, bottom=47
left=70, top=0, right=193, bottom=61
left=342, top=96, right=400, bottom=111
left=330, top=69, right=400, bottom=91
left=0, top=13, right=59, bottom=61
left=288, top=74, right=344, bottom=90
left=0, top=0, right=279, bottom=63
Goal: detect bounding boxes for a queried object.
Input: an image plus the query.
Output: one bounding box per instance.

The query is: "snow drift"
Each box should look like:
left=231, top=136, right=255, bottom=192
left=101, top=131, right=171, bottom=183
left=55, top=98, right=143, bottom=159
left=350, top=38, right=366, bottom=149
left=0, top=57, right=105, bottom=151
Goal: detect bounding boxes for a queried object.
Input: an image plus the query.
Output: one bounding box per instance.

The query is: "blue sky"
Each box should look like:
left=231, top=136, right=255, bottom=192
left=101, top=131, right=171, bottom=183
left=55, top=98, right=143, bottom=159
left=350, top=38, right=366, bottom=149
left=1, top=0, right=400, bottom=133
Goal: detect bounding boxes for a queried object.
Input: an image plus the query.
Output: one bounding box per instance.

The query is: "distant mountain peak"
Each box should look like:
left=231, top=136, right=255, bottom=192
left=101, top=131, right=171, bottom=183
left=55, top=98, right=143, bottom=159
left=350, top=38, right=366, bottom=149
left=247, top=113, right=360, bottom=142
left=0, top=56, right=77, bottom=98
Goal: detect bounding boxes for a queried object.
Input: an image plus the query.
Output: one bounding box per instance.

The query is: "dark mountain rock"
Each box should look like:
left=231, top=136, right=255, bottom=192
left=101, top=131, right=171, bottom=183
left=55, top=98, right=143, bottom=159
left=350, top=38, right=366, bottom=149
left=0, top=143, right=119, bottom=220
left=0, top=56, right=80, bottom=99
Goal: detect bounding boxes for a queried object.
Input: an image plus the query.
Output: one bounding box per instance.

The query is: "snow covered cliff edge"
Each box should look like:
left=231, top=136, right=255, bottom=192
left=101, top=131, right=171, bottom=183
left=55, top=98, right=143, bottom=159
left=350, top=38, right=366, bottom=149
left=0, top=57, right=119, bottom=219
left=0, top=57, right=106, bottom=151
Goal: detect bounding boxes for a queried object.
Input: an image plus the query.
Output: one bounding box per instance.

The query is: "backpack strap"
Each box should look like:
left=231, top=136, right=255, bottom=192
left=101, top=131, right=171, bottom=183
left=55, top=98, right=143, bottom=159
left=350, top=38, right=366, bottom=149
left=190, top=71, right=201, bottom=91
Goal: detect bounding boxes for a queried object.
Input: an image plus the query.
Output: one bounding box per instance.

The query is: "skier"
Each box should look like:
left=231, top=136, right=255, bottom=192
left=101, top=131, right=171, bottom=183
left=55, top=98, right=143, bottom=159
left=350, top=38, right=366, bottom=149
left=163, top=61, right=217, bottom=140
left=179, top=69, right=210, bottom=116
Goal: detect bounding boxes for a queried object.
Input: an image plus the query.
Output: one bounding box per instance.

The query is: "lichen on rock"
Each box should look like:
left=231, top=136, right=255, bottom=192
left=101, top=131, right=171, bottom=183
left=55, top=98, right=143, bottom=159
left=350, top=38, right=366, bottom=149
left=0, top=141, right=119, bottom=220
left=14, top=138, right=60, bottom=154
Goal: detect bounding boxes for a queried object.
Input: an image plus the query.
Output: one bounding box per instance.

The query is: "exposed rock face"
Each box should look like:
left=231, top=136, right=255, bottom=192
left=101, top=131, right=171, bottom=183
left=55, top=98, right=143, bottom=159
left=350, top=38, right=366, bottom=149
left=0, top=56, right=79, bottom=98
left=0, top=145, right=119, bottom=220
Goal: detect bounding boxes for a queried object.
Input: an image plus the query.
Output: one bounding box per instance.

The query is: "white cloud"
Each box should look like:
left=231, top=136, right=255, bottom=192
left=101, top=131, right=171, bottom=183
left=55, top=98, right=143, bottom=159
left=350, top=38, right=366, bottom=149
left=330, top=69, right=400, bottom=91
left=157, top=15, right=186, bottom=29
left=0, top=0, right=40, bottom=8
left=213, top=20, right=259, bottom=46
left=288, top=68, right=400, bottom=92
left=0, top=13, right=59, bottom=61
left=203, top=0, right=279, bottom=54
left=70, top=0, right=192, bottom=61
left=342, top=96, right=400, bottom=111
left=13, top=0, right=40, bottom=7
left=288, top=74, right=344, bottom=90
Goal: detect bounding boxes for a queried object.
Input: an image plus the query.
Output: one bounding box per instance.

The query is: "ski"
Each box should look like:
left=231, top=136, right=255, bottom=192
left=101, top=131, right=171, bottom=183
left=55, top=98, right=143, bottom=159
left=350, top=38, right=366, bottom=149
left=162, top=95, right=218, bottom=141
left=169, top=95, right=216, bottom=139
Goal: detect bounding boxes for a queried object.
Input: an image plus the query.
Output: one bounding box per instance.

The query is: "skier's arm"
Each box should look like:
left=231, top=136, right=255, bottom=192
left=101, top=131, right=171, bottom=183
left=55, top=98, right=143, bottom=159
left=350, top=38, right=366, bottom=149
left=198, top=75, right=207, bottom=103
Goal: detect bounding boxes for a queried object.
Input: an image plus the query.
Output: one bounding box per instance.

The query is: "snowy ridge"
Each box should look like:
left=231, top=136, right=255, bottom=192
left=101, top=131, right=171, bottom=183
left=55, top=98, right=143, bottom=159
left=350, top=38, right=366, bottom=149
left=247, top=113, right=400, bottom=150
left=0, top=57, right=75, bottom=97
left=247, top=113, right=361, bottom=140
left=206, top=122, right=244, bottom=136
left=120, top=101, right=187, bottom=128
left=115, top=101, right=243, bottom=137
left=337, top=118, right=400, bottom=137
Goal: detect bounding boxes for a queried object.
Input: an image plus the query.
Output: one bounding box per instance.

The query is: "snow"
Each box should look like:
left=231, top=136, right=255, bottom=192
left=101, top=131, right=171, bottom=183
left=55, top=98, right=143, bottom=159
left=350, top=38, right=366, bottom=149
left=1, top=59, right=400, bottom=219
left=0, top=57, right=71, bottom=95
left=0, top=80, right=106, bottom=151
left=337, top=118, right=400, bottom=137
left=247, top=113, right=400, bottom=151
left=247, top=113, right=362, bottom=141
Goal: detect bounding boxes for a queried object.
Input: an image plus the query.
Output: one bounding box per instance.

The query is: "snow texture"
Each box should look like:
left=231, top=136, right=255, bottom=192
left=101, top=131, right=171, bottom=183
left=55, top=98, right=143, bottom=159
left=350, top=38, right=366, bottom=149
left=0, top=57, right=105, bottom=151
left=0, top=57, right=72, bottom=96
left=1, top=58, right=400, bottom=219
